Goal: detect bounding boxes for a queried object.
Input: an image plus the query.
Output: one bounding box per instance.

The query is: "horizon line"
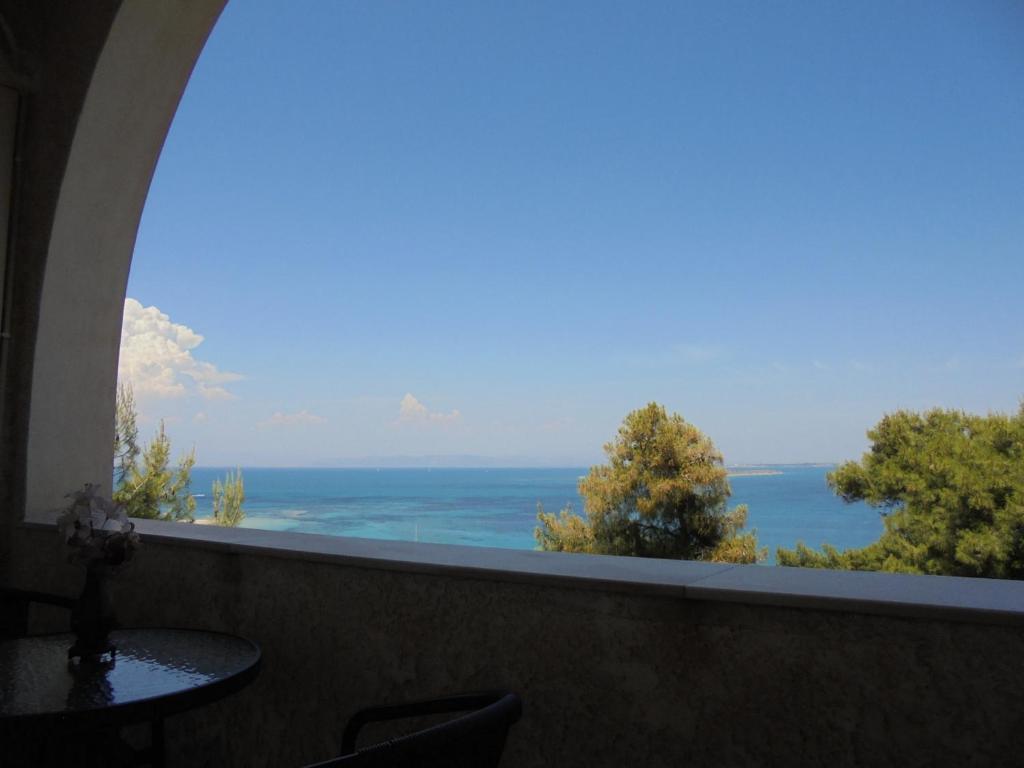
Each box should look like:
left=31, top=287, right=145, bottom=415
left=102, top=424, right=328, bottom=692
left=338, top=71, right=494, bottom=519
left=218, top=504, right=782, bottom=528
left=189, top=461, right=842, bottom=470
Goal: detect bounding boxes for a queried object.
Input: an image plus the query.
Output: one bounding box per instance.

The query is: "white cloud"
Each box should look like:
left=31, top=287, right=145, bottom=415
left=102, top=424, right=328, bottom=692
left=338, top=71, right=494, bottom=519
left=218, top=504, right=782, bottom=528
left=258, top=410, right=327, bottom=429
left=193, top=411, right=208, bottom=424
left=397, top=393, right=461, bottom=425
left=119, top=299, right=242, bottom=400
left=812, top=360, right=830, bottom=371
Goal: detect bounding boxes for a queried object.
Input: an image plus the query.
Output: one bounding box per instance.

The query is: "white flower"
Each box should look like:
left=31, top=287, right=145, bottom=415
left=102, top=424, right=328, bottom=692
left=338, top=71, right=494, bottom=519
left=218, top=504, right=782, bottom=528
left=56, top=484, right=139, bottom=566
left=57, top=507, right=78, bottom=543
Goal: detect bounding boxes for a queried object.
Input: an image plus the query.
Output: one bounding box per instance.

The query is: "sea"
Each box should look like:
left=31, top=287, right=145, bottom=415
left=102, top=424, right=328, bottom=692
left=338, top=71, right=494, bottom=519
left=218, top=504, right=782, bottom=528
left=188, top=466, right=884, bottom=564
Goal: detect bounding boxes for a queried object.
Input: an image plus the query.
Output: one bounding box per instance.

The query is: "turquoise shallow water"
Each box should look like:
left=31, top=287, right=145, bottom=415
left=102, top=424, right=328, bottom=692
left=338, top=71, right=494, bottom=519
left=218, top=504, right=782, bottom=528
left=188, top=466, right=884, bottom=564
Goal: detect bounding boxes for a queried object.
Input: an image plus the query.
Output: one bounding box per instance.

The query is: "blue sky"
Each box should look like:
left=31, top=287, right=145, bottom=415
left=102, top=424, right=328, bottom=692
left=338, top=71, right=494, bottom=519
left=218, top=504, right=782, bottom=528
left=123, top=0, right=1024, bottom=467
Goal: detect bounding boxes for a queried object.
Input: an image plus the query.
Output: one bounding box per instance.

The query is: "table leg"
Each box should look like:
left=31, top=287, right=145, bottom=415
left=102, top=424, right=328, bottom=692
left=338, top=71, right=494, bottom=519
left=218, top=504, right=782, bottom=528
left=151, top=717, right=165, bottom=768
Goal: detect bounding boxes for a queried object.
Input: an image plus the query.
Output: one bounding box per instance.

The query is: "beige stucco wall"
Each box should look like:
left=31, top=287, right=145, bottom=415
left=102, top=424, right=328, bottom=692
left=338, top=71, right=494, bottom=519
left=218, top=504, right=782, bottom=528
left=22, top=0, right=226, bottom=517
left=0, top=0, right=120, bottom=566
left=0, top=0, right=226, bottom=548
left=9, top=524, right=1024, bottom=767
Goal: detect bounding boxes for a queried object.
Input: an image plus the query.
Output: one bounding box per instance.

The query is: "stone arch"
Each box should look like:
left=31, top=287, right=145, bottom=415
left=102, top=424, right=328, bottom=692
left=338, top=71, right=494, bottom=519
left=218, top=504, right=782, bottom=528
left=25, top=0, right=226, bottom=514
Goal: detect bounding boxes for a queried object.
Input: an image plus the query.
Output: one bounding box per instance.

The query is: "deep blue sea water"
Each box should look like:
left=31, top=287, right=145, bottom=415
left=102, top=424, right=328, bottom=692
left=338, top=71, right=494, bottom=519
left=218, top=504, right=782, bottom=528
left=188, top=466, right=884, bottom=564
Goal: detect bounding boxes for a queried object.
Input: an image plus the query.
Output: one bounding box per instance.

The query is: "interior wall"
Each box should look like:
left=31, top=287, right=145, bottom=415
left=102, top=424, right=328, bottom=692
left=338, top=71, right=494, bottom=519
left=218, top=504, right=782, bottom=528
left=0, top=0, right=125, bottom=570
left=0, top=1, right=226, bottom=556
left=24, top=0, right=227, bottom=517
left=0, top=85, right=17, bottom=341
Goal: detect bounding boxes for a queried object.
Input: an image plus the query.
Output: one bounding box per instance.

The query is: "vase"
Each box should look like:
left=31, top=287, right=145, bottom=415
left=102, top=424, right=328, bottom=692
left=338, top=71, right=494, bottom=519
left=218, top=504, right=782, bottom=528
left=68, top=562, right=116, bottom=661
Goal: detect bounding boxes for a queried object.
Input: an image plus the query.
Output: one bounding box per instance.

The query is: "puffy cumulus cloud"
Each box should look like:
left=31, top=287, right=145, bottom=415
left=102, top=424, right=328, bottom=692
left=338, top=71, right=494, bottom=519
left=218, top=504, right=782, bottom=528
left=119, top=298, right=242, bottom=400
left=397, top=393, right=461, bottom=425
left=258, top=410, right=327, bottom=429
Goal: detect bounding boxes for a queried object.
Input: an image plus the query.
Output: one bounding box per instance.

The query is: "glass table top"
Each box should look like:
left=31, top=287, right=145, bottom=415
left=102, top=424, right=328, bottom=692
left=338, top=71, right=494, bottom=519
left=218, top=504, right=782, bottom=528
left=0, top=628, right=260, bottom=720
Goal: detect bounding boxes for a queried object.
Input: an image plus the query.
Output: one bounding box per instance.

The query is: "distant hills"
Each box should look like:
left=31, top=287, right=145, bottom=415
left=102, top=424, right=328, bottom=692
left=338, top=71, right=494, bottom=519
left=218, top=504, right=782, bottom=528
left=289, top=457, right=841, bottom=470
left=195, top=457, right=840, bottom=470
left=310, top=454, right=594, bottom=469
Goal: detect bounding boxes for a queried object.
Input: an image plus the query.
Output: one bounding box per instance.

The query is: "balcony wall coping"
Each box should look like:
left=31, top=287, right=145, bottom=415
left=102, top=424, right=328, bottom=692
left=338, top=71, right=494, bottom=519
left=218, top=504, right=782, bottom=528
left=22, top=515, right=1024, bottom=626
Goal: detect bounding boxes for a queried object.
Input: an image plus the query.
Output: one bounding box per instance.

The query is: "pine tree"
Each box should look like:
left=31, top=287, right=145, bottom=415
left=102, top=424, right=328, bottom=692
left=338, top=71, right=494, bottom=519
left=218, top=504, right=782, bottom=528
left=112, top=383, right=196, bottom=521
left=536, top=402, right=763, bottom=563
left=212, top=469, right=245, bottom=527
left=114, top=382, right=140, bottom=487
left=778, top=403, right=1024, bottom=578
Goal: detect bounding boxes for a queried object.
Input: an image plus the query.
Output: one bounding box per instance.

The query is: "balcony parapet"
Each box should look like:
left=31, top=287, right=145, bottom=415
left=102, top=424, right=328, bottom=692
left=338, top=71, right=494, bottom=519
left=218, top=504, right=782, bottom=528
left=21, top=515, right=1024, bottom=626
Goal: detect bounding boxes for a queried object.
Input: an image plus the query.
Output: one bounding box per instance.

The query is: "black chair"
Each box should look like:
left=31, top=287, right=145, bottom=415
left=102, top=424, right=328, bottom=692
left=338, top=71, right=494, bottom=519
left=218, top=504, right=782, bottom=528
left=0, top=587, right=75, bottom=640
left=304, top=691, right=522, bottom=768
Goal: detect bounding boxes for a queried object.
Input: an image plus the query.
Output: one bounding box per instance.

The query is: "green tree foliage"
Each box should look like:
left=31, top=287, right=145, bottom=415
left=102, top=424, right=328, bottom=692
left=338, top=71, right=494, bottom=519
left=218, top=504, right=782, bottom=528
left=114, top=383, right=140, bottom=487
left=536, top=403, right=764, bottom=563
left=534, top=503, right=595, bottom=553
left=113, top=384, right=196, bottom=522
left=777, top=404, right=1024, bottom=579
left=212, top=469, right=246, bottom=527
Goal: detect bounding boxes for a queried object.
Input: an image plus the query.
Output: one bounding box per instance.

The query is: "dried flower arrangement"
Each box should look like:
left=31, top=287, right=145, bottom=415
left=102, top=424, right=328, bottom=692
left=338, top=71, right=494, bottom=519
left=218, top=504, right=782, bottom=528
left=57, top=483, right=140, bottom=568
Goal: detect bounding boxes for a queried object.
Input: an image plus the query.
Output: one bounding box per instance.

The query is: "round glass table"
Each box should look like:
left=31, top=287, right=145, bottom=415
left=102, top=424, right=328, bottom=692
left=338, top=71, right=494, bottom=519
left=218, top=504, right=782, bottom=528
left=0, top=627, right=261, bottom=766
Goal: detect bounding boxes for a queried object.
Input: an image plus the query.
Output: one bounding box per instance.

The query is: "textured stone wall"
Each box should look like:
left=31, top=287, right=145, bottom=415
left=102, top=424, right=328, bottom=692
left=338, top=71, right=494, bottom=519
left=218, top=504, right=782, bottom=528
left=8, top=526, right=1024, bottom=768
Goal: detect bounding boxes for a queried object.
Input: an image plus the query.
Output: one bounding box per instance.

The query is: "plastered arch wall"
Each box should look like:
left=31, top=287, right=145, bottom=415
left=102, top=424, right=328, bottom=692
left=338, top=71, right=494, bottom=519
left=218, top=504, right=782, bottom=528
left=26, top=0, right=226, bottom=514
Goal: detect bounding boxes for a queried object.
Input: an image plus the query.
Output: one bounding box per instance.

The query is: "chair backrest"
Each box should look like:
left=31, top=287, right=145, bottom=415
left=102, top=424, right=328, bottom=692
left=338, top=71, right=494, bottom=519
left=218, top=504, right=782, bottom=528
left=307, top=691, right=522, bottom=768
left=0, top=587, right=75, bottom=640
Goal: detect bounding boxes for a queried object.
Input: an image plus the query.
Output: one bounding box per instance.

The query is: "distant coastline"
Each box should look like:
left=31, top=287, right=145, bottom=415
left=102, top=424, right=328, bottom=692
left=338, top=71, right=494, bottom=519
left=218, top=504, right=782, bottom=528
left=194, top=460, right=839, bottom=471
